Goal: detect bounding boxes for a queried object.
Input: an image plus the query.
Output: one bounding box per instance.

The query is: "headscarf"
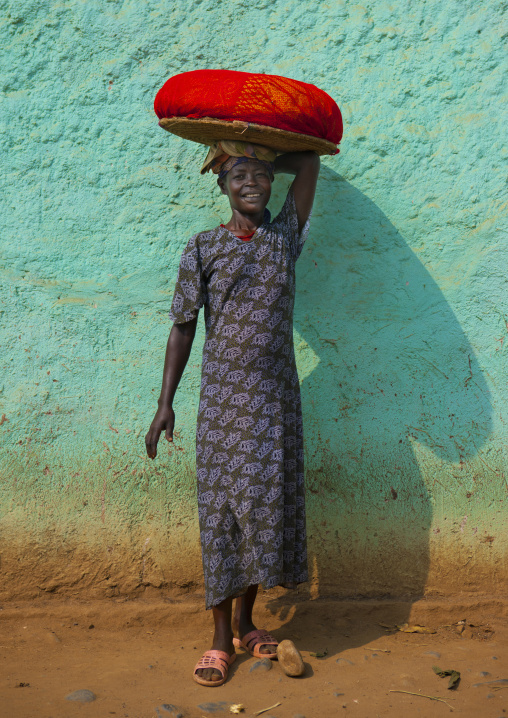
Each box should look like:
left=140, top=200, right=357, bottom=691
left=201, top=140, right=278, bottom=178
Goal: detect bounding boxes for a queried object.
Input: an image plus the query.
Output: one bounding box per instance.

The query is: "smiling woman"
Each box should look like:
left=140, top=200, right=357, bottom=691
left=145, top=142, right=320, bottom=687
left=218, top=161, right=273, bottom=237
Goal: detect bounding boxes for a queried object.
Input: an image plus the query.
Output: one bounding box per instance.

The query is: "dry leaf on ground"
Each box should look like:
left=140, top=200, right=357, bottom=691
left=433, top=665, right=461, bottom=689
left=397, top=623, right=437, bottom=634
left=365, top=647, right=391, bottom=653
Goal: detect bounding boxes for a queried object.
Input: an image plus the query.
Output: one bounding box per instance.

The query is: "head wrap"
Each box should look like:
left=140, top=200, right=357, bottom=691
left=201, top=140, right=278, bottom=179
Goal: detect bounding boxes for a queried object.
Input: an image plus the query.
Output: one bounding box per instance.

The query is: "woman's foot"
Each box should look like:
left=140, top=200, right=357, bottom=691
left=233, top=623, right=278, bottom=657
left=194, top=632, right=235, bottom=683
left=194, top=596, right=236, bottom=684
left=193, top=647, right=236, bottom=687
left=233, top=585, right=278, bottom=658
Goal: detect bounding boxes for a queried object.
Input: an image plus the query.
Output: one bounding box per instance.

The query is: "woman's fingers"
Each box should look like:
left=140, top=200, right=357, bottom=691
left=165, top=409, right=175, bottom=442
left=145, top=409, right=175, bottom=459
left=145, top=427, right=161, bottom=459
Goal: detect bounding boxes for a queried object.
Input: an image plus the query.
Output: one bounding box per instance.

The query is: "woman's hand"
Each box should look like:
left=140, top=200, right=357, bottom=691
left=145, top=404, right=175, bottom=459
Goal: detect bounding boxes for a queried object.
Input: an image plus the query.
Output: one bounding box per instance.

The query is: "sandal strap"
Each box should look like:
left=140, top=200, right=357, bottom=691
left=242, top=629, right=278, bottom=650
left=194, top=649, right=234, bottom=677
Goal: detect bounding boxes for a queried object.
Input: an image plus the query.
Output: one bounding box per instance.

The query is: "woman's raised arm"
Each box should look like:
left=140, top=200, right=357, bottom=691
left=274, top=151, right=320, bottom=231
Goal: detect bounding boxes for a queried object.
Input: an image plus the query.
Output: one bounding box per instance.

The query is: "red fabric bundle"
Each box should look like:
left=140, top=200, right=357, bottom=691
left=154, top=70, right=342, bottom=147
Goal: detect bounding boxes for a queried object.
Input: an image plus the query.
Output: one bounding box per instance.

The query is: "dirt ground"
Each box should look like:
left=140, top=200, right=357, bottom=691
left=1, top=592, right=507, bottom=718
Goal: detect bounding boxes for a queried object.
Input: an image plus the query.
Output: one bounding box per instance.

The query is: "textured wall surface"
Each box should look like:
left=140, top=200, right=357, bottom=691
left=1, top=0, right=506, bottom=601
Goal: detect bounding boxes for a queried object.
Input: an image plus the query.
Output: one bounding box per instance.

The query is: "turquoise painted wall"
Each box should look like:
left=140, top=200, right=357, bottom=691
left=1, top=0, right=506, bottom=600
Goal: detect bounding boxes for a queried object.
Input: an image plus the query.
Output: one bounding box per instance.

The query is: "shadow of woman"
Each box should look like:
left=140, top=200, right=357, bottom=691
left=265, top=166, right=493, bottom=656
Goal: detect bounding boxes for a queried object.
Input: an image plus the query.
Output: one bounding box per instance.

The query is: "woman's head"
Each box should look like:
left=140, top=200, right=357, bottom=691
left=218, top=159, right=272, bottom=214
left=201, top=141, right=276, bottom=215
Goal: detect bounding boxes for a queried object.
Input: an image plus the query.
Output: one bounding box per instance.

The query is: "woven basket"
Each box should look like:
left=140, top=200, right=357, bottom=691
left=158, top=117, right=338, bottom=156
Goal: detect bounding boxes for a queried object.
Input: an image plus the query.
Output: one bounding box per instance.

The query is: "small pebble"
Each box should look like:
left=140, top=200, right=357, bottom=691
left=66, top=689, right=96, bottom=703
left=424, top=651, right=441, bottom=659
left=334, top=692, right=345, bottom=697
left=249, top=658, right=272, bottom=672
left=480, top=671, right=491, bottom=677
left=293, top=714, right=306, bottom=718
left=197, top=703, right=229, bottom=714
left=336, top=658, right=354, bottom=666
left=487, top=693, right=495, bottom=699
left=492, top=656, right=499, bottom=660
left=160, top=706, right=184, bottom=718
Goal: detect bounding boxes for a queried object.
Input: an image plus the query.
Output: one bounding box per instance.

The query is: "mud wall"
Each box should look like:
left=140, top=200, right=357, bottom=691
left=1, top=0, right=506, bottom=600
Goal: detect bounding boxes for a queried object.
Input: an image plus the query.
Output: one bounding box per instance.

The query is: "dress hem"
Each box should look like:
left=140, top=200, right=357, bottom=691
left=205, top=575, right=309, bottom=611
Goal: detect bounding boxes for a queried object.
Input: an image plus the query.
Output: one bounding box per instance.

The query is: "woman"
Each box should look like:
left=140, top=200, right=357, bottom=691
left=145, top=141, right=320, bottom=686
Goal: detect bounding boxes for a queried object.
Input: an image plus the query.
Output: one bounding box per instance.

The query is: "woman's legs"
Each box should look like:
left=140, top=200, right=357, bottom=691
left=195, top=596, right=235, bottom=682
left=196, top=583, right=277, bottom=682
left=233, top=584, right=277, bottom=657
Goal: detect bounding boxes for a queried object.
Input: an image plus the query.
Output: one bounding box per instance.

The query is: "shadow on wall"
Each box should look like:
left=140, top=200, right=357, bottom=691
left=267, top=166, right=492, bottom=646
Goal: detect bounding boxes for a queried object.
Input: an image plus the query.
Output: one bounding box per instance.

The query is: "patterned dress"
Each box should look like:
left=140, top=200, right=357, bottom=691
left=170, top=188, right=310, bottom=609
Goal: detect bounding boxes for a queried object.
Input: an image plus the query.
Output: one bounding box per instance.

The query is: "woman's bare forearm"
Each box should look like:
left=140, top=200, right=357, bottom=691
left=274, top=151, right=320, bottom=230
left=158, top=318, right=198, bottom=408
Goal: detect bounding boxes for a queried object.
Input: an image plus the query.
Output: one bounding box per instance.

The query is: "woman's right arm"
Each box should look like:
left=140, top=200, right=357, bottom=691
left=145, top=316, right=198, bottom=459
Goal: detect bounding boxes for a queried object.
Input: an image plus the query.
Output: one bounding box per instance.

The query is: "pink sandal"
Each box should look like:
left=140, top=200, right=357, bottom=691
left=193, top=650, right=237, bottom=687
left=233, top=629, right=279, bottom=659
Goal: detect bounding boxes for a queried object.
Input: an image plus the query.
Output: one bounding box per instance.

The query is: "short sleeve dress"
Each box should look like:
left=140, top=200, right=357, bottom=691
left=170, top=187, right=310, bottom=609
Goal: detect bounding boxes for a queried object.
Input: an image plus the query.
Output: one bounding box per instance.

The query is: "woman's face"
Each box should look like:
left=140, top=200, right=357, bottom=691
left=219, top=160, right=272, bottom=214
